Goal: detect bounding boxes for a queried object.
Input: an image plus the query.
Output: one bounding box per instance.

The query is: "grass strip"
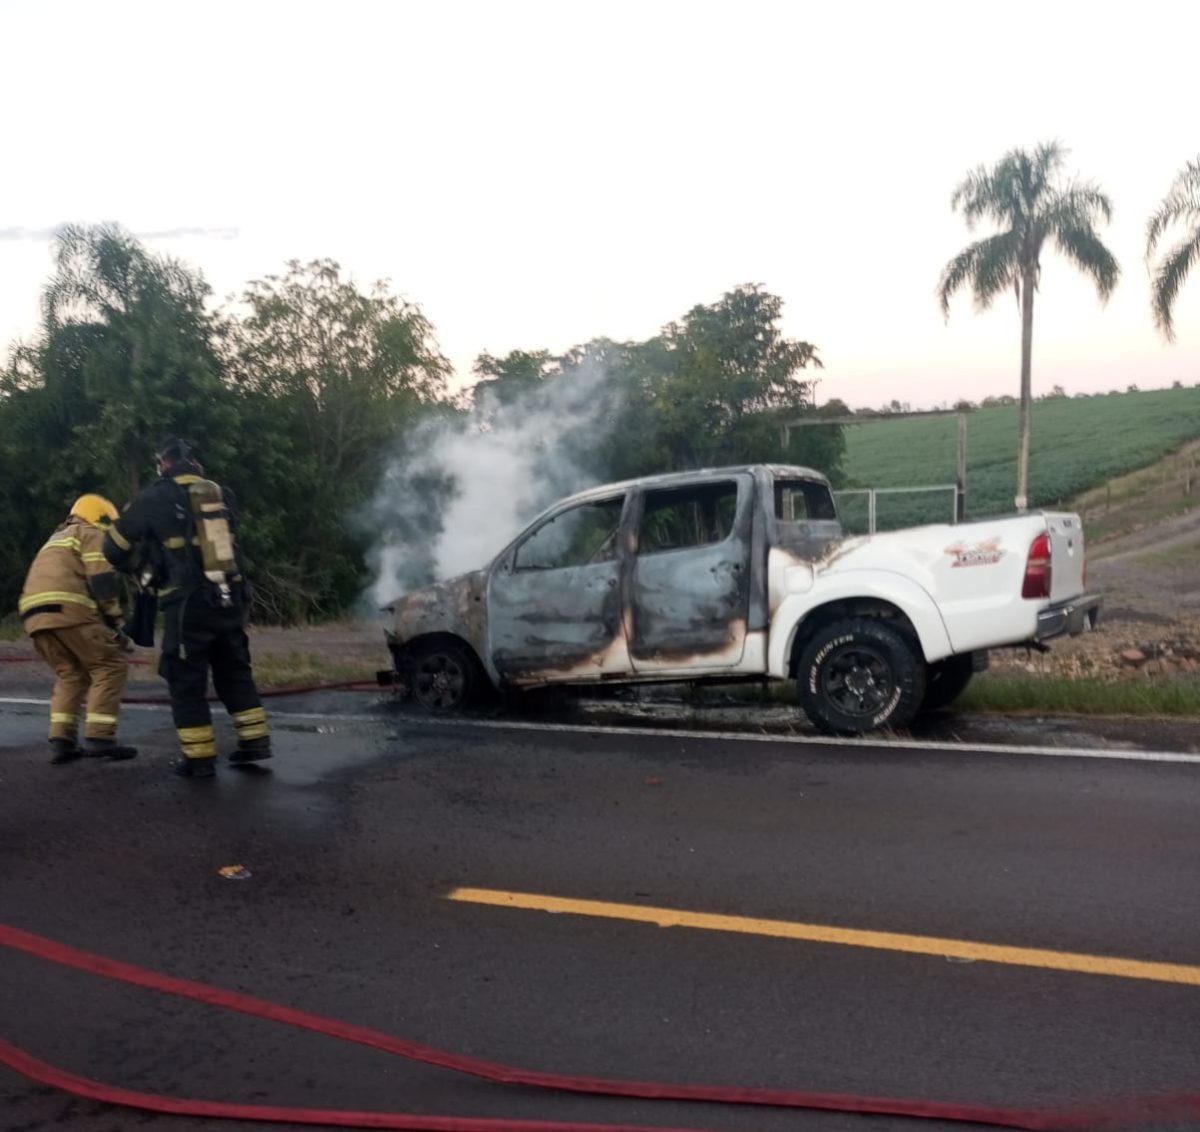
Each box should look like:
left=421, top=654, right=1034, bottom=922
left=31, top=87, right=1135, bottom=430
left=249, top=651, right=380, bottom=689
left=960, top=672, right=1200, bottom=717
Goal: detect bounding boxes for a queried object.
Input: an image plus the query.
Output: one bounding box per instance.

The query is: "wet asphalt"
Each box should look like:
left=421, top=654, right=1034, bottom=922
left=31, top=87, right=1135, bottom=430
left=2, top=692, right=1199, bottom=1132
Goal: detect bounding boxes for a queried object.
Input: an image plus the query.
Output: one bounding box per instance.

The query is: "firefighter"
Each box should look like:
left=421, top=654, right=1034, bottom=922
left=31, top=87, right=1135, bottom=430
left=19, top=495, right=138, bottom=765
left=103, top=438, right=270, bottom=778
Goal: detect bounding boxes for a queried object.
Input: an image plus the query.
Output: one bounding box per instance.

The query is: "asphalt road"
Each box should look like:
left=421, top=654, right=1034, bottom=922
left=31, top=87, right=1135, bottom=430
left=2, top=694, right=1199, bottom=1132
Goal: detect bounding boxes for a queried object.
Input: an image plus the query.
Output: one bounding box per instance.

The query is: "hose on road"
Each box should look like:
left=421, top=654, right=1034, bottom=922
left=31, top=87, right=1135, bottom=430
left=121, top=680, right=382, bottom=704
left=1, top=653, right=383, bottom=700
left=1, top=922, right=1195, bottom=1131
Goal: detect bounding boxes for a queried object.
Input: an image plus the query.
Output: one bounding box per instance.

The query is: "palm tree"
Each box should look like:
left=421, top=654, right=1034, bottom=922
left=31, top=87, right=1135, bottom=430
left=1146, top=157, right=1200, bottom=342
left=938, top=142, right=1119, bottom=510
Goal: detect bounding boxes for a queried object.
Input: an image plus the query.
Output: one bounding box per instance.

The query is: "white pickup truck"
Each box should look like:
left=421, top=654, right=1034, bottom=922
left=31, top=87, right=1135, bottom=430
left=381, top=464, right=1101, bottom=734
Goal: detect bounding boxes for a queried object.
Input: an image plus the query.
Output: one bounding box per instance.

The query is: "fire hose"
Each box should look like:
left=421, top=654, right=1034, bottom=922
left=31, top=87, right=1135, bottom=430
left=0, top=653, right=383, bottom=701
left=1, top=922, right=1197, bottom=1131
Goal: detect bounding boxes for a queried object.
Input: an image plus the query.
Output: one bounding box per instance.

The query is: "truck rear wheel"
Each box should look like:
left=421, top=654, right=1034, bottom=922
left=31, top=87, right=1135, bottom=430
left=920, top=654, right=975, bottom=713
left=797, top=618, right=925, bottom=736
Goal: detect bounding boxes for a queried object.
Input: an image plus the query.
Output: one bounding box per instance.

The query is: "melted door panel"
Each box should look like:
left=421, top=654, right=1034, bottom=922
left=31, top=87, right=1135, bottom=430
left=630, top=476, right=753, bottom=671
left=488, top=495, right=631, bottom=684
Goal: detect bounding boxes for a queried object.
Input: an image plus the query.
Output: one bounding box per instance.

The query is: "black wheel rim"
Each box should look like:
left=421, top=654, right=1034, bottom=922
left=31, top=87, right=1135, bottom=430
left=413, top=653, right=466, bottom=711
left=820, top=644, right=895, bottom=718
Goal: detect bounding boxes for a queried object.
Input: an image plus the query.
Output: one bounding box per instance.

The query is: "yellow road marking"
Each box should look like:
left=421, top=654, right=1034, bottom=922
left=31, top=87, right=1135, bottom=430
left=447, top=887, right=1200, bottom=987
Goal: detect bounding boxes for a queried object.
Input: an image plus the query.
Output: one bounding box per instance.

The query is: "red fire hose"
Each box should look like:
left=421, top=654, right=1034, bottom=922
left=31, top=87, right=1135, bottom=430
left=1, top=653, right=383, bottom=700
left=1, top=922, right=1196, bottom=1131
left=120, top=680, right=383, bottom=704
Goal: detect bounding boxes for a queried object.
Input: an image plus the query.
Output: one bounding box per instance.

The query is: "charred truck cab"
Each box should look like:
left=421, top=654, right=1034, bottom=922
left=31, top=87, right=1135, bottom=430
left=381, top=464, right=1101, bottom=735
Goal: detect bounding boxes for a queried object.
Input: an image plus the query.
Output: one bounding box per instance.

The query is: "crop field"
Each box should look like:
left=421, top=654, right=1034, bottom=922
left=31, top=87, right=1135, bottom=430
left=837, top=386, right=1200, bottom=530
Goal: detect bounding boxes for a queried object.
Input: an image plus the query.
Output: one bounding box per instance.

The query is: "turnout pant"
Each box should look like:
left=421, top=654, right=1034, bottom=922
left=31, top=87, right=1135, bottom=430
left=31, top=623, right=128, bottom=742
left=159, top=594, right=269, bottom=761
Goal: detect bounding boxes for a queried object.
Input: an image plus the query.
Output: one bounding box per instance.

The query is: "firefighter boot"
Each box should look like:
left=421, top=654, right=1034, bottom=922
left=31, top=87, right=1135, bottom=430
left=174, top=756, right=216, bottom=778
left=49, top=738, right=83, bottom=765
left=228, top=737, right=272, bottom=765
left=84, top=738, right=138, bottom=761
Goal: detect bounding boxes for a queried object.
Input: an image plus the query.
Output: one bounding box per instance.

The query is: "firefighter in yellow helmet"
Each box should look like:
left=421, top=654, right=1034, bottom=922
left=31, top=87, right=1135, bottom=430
left=18, top=494, right=138, bottom=764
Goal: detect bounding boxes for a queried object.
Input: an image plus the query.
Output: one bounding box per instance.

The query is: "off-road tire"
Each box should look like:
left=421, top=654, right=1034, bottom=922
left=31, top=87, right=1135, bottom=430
left=920, top=654, right=975, bottom=714
left=797, top=618, right=925, bottom=736
left=409, top=640, right=479, bottom=713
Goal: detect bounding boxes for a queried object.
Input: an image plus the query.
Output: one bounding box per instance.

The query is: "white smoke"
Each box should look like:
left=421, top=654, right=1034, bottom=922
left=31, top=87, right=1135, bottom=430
left=364, top=357, right=624, bottom=609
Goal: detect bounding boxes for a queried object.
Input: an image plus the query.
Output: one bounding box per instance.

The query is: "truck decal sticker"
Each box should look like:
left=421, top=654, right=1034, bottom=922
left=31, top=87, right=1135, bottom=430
left=944, top=537, right=1005, bottom=568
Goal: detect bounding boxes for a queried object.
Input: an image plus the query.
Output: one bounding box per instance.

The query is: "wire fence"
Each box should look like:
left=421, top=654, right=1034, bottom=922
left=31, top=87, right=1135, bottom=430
left=834, top=485, right=960, bottom=534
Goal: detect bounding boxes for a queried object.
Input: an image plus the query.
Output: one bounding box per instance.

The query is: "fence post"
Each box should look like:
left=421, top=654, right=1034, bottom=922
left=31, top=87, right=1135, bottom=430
left=868, top=491, right=877, bottom=534
left=955, top=411, right=967, bottom=522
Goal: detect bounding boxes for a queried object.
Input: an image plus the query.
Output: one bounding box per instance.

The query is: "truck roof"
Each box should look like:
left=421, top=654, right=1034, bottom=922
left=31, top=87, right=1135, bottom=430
left=549, top=464, right=831, bottom=510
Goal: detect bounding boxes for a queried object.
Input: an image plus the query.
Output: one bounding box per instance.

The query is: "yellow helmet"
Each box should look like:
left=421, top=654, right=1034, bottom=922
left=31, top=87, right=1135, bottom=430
left=71, top=493, right=119, bottom=528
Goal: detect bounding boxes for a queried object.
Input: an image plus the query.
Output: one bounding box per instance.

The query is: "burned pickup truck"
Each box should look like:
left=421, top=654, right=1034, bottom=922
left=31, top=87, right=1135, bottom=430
left=380, top=464, right=1100, bottom=734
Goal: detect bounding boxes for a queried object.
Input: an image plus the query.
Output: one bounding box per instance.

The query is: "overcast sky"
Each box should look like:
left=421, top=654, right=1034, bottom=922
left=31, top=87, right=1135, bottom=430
left=3, top=0, right=1199, bottom=408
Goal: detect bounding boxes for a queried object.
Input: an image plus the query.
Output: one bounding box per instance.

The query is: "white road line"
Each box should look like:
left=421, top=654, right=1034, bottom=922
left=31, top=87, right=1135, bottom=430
left=1, top=694, right=1198, bottom=765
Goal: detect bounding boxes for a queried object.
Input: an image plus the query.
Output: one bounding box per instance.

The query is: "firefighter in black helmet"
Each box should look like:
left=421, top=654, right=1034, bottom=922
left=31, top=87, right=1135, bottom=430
left=103, top=438, right=270, bottom=778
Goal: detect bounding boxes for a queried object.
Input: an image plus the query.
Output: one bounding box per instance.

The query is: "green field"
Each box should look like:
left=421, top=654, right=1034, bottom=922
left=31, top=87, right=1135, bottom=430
left=837, top=387, right=1200, bottom=530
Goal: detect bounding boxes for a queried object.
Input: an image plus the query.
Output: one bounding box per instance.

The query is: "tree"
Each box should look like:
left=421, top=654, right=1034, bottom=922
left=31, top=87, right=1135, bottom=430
left=647, top=284, right=825, bottom=470
left=1146, top=157, right=1200, bottom=342
left=224, top=259, right=451, bottom=618
left=460, top=287, right=839, bottom=486
left=227, top=259, right=449, bottom=481
left=938, top=142, right=1118, bottom=510
left=32, top=224, right=233, bottom=498
left=0, top=224, right=236, bottom=615
left=471, top=349, right=556, bottom=409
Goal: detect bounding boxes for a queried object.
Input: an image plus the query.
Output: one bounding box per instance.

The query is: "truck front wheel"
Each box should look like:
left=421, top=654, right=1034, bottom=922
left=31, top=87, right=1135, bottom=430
left=797, top=618, right=926, bottom=736
left=409, top=639, right=479, bottom=713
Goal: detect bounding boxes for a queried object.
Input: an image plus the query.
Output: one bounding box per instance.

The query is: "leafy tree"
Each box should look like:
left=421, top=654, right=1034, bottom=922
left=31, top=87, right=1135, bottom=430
left=938, top=142, right=1118, bottom=509
left=1146, top=157, right=1200, bottom=342
left=639, top=284, right=827, bottom=471
left=223, top=259, right=451, bottom=618
left=460, top=286, right=840, bottom=487
left=0, top=225, right=235, bottom=614
left=227, top=259, right=448, bottom=481
left=20, top=224, right=233, bottom=498
left=471, top=349, right=556, bottom=409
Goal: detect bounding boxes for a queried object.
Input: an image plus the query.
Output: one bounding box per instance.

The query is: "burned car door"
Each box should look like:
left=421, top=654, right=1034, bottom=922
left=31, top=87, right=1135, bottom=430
left=629, top=475, right=753, bottom=671
left=487, top=494, right=632, bottom=684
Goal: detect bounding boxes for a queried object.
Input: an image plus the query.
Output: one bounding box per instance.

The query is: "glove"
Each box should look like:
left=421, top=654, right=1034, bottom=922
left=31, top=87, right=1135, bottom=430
left=115, top=632, right=136, bottom=654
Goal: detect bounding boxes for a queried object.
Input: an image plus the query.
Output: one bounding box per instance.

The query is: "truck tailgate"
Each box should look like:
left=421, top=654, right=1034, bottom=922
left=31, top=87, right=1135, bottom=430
left=1045, top=512, right=1087, bottom=603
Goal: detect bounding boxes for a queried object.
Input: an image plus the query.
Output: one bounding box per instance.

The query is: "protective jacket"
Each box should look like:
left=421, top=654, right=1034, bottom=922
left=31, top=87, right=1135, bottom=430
left=102, top=464, right=268, bottom=765
left=103, top=470, right=245, bottom=606
left=19, top=518, right=124, bottom=634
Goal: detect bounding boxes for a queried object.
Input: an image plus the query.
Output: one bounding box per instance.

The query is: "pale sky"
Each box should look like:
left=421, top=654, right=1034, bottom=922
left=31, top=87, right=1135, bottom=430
left=3, top=0, right=1199, bottom=409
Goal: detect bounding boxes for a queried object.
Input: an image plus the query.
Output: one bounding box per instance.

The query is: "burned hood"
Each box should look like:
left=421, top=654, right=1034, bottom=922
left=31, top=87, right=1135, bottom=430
left=385, top=570, right=488, bottom=654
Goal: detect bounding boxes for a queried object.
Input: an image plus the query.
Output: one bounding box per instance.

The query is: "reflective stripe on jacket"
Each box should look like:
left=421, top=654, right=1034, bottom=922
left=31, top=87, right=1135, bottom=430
left=20, top=518, right=124, bottom=634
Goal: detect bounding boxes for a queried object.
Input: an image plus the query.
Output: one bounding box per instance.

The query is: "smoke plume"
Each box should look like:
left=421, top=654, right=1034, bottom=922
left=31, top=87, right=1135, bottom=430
left=364, top=357, right=623, bottom=610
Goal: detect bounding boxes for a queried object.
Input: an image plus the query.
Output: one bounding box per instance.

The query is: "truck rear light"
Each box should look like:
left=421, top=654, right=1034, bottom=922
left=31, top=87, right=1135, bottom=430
left=1022, top=532, right=1052, bottom=599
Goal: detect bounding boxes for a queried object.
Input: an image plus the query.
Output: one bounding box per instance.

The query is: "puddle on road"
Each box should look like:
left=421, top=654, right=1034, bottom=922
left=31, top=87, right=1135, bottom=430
left=249, top=725, right=397, bottom=788
left=4, top=684, right=1196, bottom=779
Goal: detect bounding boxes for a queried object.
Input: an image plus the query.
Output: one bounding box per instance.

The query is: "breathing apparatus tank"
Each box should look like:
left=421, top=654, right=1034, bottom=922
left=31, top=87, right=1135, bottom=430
left=184, top=478, right=239, bottom=607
